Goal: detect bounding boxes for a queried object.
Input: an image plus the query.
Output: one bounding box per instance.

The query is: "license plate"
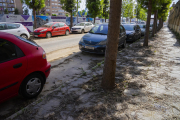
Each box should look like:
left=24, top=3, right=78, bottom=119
left=85, top=46, right=94, bottom=50
left=34, top=35, right=38, bottom=37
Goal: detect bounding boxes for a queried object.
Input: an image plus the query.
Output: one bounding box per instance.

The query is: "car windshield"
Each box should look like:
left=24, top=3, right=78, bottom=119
left=89, top=24, right=108, bottom=35
left=41, top=23, right=54, bottom=27
left=76, top=23, right=85, bottom=26
left=123, top=25, right=134, bottom=31
left=150, top=24, right=153, bottom=27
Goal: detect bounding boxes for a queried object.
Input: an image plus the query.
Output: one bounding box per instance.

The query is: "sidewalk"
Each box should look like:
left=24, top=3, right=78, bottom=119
left=9, top=27, right=180, bottom=120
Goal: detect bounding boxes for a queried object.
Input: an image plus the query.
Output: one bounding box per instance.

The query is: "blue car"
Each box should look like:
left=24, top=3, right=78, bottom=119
left=123, top=24, right=141, bottom=42
left=79, top=23, right=127, bottom=54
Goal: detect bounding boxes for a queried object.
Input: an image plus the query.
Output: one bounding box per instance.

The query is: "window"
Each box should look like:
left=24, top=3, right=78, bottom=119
left=59, top=23, right=64, bottom=27
left=58, top=10, right=64, bottom=12
left=120, top=26, right=125, bottom=33
left=0, top=39, right=17, bottom=63
left=0, top=3, right=2, bottom=6
left=52, top=3, right=54, bottom=5
left=55, top=3, right=57, bottom=5
left=11, top=8, right=14, bottom=11
left=53, top=23, right=59, bottom=28
left=51, top=0, right=54, bottom=1
left=55, top=0, right=57, bottom=1
left=0, top=24, right=6, bottom=30
left=6, top=24, right=20, bottom=29
left=46, top=9, right=50, bottom=11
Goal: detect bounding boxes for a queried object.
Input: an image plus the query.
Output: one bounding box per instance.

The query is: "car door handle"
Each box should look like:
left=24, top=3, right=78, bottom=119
left=13, top=63, right=22, bottom=69
left=17, top=30, right=20, bottom=32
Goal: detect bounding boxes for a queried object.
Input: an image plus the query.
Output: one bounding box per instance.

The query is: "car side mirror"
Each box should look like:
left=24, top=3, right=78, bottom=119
left=53, top=26, right=56, bottom=29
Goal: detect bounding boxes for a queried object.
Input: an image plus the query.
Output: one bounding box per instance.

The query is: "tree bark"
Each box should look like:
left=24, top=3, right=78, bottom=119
left=33, top=9, right=37, bottom=29
left=143, top=0, right=152, bottom=46
left=101, top=0, right=122, bottom=90
left=94, top=17, right=96, bottom=24
left=155, top=10, right=158, bottom=34
left=70, top=12, right=73, bottom=29
left=152, top=10, right=157, bottom=37
left=105, top=16, right=106, bottom=22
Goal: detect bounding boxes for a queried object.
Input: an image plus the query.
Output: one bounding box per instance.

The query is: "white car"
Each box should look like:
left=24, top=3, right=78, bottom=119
left=71, top=22, right=94, bottom=34
left=0, top=22, right=30, bottom=39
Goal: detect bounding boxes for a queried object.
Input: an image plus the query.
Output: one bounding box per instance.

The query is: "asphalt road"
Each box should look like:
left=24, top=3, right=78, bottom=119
left=33, top=34, right=85, bottom=61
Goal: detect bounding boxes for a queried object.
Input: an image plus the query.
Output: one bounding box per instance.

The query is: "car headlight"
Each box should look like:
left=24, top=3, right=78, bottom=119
left=40, top=29, right=47, bottom=32
left=98, top=40, right=107, bottom=45
left=80, top=38, right=84, bottom=42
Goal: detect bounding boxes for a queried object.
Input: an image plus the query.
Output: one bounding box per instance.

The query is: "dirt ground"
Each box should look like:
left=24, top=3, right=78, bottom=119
left=7, top=27, right=180, bottom=120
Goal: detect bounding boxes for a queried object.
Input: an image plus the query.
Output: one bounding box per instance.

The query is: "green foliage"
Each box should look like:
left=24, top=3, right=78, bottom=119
left=123, top=0, right=135, bottom=20
left=79, top=9, right=87, bottom=16
left=65, top=13, right=69, bottom=17
left=136, top=4, right=147, bottom=21
left=4, top=9, right=8, bottom=14
left=102, top=0, right=109, bottom=19
left=86, top=0, right=101, bottom=19
left=60, top=0, right=78, bottom=15
left=21, top=0, right=45, bottom=11
left=15, top=8, right=19, bottom=14
left=46, top=13, right=49, bottom=16
left=24, top=8, right=29, bottom=15
left=52, top=14, right=57, bottom=16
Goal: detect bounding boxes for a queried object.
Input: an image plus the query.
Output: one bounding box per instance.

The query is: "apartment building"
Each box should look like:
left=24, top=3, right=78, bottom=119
left=44, top=0, right=67, bottom=16
left=0, top=0, right=23, bottom=14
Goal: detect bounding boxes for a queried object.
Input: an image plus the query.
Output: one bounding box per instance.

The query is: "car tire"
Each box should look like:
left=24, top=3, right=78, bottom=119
left=65, top=30, right=69, bottom=36
left=46, top=32, right=51, bottom=38
left=81, top=29, right=84, bottom=34
left=19, top=73, right=44, bottom=99
left=122, top=40, right=126, bottom=48
left=20, top=34, right=28, bottom=39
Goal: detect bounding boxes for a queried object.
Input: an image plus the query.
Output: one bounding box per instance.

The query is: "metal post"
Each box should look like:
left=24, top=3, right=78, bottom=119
left=77, top=0, right=78, bottom=23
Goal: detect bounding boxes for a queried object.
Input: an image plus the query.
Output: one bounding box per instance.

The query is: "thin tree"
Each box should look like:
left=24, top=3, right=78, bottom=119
left=86, top=0, right=101, bottom=23
left=21, top=0, right=45, bottom=29
left=15, top=8, right=19, bottom=14
left=101, top=0, right=122, bottom=90
left=102, top=0, right=109, bottom=22
left=61, top=0, right=79, bottom=29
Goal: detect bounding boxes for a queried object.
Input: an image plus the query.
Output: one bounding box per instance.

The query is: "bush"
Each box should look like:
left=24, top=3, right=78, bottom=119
left=52, top=14, right=57, bottom=16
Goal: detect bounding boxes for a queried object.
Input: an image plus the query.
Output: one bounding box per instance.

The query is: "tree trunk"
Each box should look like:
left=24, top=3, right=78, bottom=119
left=143, top=0, right=152, bottom=46
left=94, top=17, right=96, bottom=24
left=130, top=19, right=131, bottom=23
left=105, top=16, right=106, bottom=23
left=152, top=10, right=157, bottom=37
left=155, top=10, right=158, bottom=34
left=33, top=9, right=37, bottom=29
left=101, top=0, right=122, bottom=90
left=70, top=12, right=73, bottom=29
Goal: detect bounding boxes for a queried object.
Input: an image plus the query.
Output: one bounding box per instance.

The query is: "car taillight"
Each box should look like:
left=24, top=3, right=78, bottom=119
left=42, top=51, right=46, bottom=59
left=23, top=25, right=28, bottom=30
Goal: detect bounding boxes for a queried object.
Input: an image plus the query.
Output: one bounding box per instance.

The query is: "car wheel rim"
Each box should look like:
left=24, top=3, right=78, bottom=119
left=47, top=33, right=51, bottom=38
left=26, top=78, right=42, bottom=95
left=21, top=35, right=27, bottom=39
left=66, top=31, right=69, bottom=35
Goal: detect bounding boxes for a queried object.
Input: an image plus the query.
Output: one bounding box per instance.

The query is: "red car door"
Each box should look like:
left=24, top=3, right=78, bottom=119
left=0, top=39, right=27, bottom=102
left=59, top=23, right=66, bottom=35
left=51, top=23, right=60, bottom=36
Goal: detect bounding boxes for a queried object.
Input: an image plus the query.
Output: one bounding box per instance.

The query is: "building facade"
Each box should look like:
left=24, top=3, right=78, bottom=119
left=43, top=0, right=67, bottom=16
left=0, top=0, right=23, bottom=14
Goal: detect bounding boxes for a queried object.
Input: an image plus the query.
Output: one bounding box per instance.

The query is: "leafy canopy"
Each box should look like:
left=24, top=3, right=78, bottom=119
left=21, top=0, right=45, bottom=11
left=86, top=0, right=101, bottom=18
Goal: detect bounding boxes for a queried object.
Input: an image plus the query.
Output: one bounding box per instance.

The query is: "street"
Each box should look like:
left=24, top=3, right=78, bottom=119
left=33, top=34, right=85, bottom=62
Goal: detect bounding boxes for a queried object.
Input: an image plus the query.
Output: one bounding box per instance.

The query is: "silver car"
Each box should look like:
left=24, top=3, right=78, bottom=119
left=0, top=22, right=30, bottom=39
left=71, top=22, right=94, bottom=34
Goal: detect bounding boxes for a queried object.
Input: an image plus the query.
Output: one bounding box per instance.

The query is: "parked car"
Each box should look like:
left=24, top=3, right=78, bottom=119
left=121, top=22, right=126, bottom=24
left=71, top=22, right=94, bottom=34
left=140, top=21, right=146, bottom=24
left=138, top=24, right=146, bottom=36
left=0, top=32, right=51, bottom=103
left=33, top=22, right=70, bottom=38
left=149, top=23, right=153, bottom=32
left=0, top=22, right=30, bottom=39
left=79, top=23, right=126, bottom=54
left=130, top=22, right=136, bottom=24
left=123, top=24, right=141, bottom=42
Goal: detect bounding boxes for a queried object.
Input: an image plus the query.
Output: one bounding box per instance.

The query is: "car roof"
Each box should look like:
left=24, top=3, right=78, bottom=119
left=123, top=24, right=136, bottom=26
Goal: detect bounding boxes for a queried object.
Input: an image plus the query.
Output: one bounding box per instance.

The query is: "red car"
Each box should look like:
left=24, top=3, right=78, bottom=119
left=0, top=32, right=51, bottom=103
left=34, top=22, right=70, bottom=38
